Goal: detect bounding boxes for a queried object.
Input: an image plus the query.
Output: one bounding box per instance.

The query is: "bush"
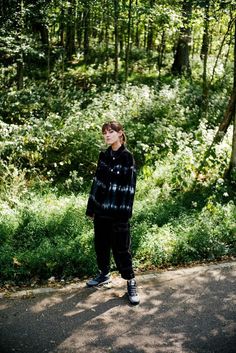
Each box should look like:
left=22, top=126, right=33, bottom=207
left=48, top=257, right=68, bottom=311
left=1, top=74, right=236, bottom=284
left=131, top=199, right=236, bottom=269
left=0, top=192, right=97, bottom=283
left=0, top=79, right=205, bottom=187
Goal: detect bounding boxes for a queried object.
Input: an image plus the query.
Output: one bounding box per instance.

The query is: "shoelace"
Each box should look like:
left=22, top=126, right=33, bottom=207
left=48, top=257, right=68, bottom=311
left=128, top=280, right=137, bottom=296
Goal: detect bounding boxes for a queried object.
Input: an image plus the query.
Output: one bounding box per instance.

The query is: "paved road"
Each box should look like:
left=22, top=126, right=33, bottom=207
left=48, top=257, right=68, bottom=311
left=0, top=262, right=236, bottom=353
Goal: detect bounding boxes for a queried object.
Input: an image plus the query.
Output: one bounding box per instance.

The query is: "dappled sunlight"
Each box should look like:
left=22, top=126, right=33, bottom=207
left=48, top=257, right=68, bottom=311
left=52, top=264, right=236, bottom=352
left=30, top=295, right=64, bottom=314
left=0, top=262, right=236, bottom=353
left=64, top=286, right=129, bottom=317
left=0, top=303, right=9, bottom=311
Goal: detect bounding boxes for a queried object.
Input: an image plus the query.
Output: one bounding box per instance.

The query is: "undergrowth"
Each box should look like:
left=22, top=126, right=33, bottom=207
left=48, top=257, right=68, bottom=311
left=1, top=75, right=236, bottom=285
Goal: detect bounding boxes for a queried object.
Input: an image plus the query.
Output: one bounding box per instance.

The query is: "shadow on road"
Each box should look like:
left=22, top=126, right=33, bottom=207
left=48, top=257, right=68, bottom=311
left=0, top=263, right=236, bottom=353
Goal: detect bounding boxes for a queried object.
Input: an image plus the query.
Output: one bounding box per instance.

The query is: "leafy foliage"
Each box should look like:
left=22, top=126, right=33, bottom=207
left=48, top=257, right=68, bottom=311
left=1, top=0, right=236, bottom=284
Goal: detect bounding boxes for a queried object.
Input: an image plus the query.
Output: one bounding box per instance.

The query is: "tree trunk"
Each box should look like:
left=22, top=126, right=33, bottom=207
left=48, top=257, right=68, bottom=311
left=201, top=0, right=210, bottom=114
left=66, top=0, right=76, bottom=61
left=199, top=17, right=236, bottom=180
left=230, top=108, right=236, bottom=172
left=16, top=0, right=24, bottom=90
left=83, top=2, right=90, bottom=62
left=228, top=18, right=236, bottom=176
left=16, top=60, right=24, bottom=90
left=157, top=30, right=166, bottom=77
left=210, top=16, right=234, bottom=84
left=119, top=0, right=126, bottom=57
left=171, top=0, right=192, bottom=76
left=215, top=88, right=236, bottom=142
left=125, top=0, right=132, bottom=81
left=114, top=0, right=119, bottom=82
left=77, top=10, right=83, bottom=49
left=59, top=7, right=65, bottom=46
left=104, top=0, right=110, bottom=81
left=135, top=0, right=140, bottom=48
left=146, top=0, right=155, bottom=51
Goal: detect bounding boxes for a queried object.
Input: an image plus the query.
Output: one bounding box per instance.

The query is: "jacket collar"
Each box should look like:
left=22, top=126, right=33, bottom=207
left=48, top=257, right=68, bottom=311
left=105, top=144, right=125, bottom=159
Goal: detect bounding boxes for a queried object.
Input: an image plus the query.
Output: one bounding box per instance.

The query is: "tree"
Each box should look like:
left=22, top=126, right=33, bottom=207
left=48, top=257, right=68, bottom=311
left=125, top=0, right=133, bottom=80
left=146, top=0, right=155, bottom=51
left=197, top=4, right=236, bottom=180
left=172, top=0, right=192, bottom=76
left=16, top=0, right=24, bottom=90
left=83, top=0, right=90, bottom=62
left=228, top=16, right=236, bottom=179
left=200, top=0, right=210, bottom=113
left=114, top=0, right=119, bottom=81
left=66, top=0, right=76, bottom=61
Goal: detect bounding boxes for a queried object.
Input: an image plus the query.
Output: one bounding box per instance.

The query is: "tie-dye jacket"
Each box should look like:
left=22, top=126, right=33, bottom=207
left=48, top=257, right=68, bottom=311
left=86, top=144, right=136, bottom=220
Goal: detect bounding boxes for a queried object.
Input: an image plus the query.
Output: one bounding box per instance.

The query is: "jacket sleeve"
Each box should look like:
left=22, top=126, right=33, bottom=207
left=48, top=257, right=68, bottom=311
left=126, top=157, right=137, bottom=217
left=85, top=153, right=102, bottom=217
left=86, top=181, right=96, bottom=217
left=121, top=153, right=136, bottom=219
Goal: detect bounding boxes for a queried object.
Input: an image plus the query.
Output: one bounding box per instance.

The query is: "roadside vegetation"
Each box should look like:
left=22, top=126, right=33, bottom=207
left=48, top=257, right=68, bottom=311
left=1, top=0, right=236, bottom=286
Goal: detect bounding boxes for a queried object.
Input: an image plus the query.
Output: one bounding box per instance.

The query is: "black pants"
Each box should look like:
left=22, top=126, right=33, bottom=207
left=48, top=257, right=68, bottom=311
left=94, top=216, right=135, bottom=280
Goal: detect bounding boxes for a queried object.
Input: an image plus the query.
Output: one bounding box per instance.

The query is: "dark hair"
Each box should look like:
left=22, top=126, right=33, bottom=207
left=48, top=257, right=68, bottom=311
left=102, top=121, right=126, bottom=144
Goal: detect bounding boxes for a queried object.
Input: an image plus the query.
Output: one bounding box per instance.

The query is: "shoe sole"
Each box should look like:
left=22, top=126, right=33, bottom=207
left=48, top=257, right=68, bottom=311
left=127, top=294, right=140, bottom=305
left=86, top=279, right=111, bottom=287
left=128, top=299, right=140, bottom=305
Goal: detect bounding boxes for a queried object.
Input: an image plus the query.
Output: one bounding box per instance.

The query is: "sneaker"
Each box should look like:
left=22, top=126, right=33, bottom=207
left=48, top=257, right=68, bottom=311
left=86, top=272, right=111, bottom=287
left=127, top=278, right=140, bottom=305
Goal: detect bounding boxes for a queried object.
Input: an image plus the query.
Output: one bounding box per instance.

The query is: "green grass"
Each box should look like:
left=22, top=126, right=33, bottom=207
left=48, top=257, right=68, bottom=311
left=1, top=171, right=236, bottom=285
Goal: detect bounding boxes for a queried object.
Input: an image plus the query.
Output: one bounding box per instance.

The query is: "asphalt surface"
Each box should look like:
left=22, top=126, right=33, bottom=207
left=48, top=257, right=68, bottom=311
left=0, top=261, right=236, bottom=353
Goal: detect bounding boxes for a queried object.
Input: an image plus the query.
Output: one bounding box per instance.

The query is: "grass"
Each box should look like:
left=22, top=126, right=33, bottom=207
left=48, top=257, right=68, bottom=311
left=1, top=170, right=236, bottom=286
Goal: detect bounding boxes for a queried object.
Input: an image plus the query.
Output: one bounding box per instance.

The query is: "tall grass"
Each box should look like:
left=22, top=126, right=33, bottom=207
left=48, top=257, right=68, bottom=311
left=1, top=147, right=236, bottom=284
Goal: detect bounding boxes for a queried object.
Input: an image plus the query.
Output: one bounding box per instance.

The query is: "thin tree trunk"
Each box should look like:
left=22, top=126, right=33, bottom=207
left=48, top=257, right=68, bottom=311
left=83, top=2, right=90, bottom=62
left=215, top=88, right=236, bottom=141
left=47, top=32, right=51, bottom=84
left=114, top=0, right=119, bottom=82
left=16, top=0, right=24, bottom=90
left=59, top=7, right=65, bottom=46
left=77, top=9, right=83, bottom=49
left=125, top=0, right=132, bottom=81
left=135, top=0, right=140, bottom=48
left=157, top=30, right=166, bottom=78
left=224, top=32, right=233, bottom=69
left=66, top=0, right=76, bottom=61
left=119, top=0, right=126, bottom=57
left=210, top=17, right=234, bottom=85
left=201, top=0, right=210, bottom=114
left=146, top=0, right=155, bottom=51
left=103, top=0, right=110, bottom=81
left=228, top=18, right=236, bottom=175
left=197, top=18, right=236, bottom=178
left=230, top=109, right=236, bottom=172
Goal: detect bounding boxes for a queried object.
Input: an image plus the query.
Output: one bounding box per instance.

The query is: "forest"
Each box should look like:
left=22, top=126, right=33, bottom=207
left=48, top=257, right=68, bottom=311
left=1, top=0, right=236, bottom=286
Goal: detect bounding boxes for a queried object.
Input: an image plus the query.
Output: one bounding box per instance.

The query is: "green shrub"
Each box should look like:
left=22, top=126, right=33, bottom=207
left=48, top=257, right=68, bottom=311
left=1, top=74, right=236, bottom=284
left=0, top=192, right=97, bottom=282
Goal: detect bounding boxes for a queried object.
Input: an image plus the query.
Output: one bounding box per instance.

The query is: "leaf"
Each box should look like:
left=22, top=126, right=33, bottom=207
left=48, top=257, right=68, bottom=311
left=13, top=257, right=21, bottom=266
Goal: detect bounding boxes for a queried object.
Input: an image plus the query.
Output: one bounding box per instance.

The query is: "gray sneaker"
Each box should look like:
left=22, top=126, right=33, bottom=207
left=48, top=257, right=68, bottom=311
left=127, top=278, right=140, bottom=305
left=86, top=273, right=111, bottom=287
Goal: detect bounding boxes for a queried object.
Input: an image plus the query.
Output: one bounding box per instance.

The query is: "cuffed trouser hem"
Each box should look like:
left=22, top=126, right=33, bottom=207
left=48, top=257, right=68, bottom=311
left=121, top=273, right=135, bottom=280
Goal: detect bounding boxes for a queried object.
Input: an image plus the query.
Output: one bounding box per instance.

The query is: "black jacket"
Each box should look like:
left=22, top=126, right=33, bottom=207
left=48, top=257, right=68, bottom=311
left=86, top=145, right=136, bottom=220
